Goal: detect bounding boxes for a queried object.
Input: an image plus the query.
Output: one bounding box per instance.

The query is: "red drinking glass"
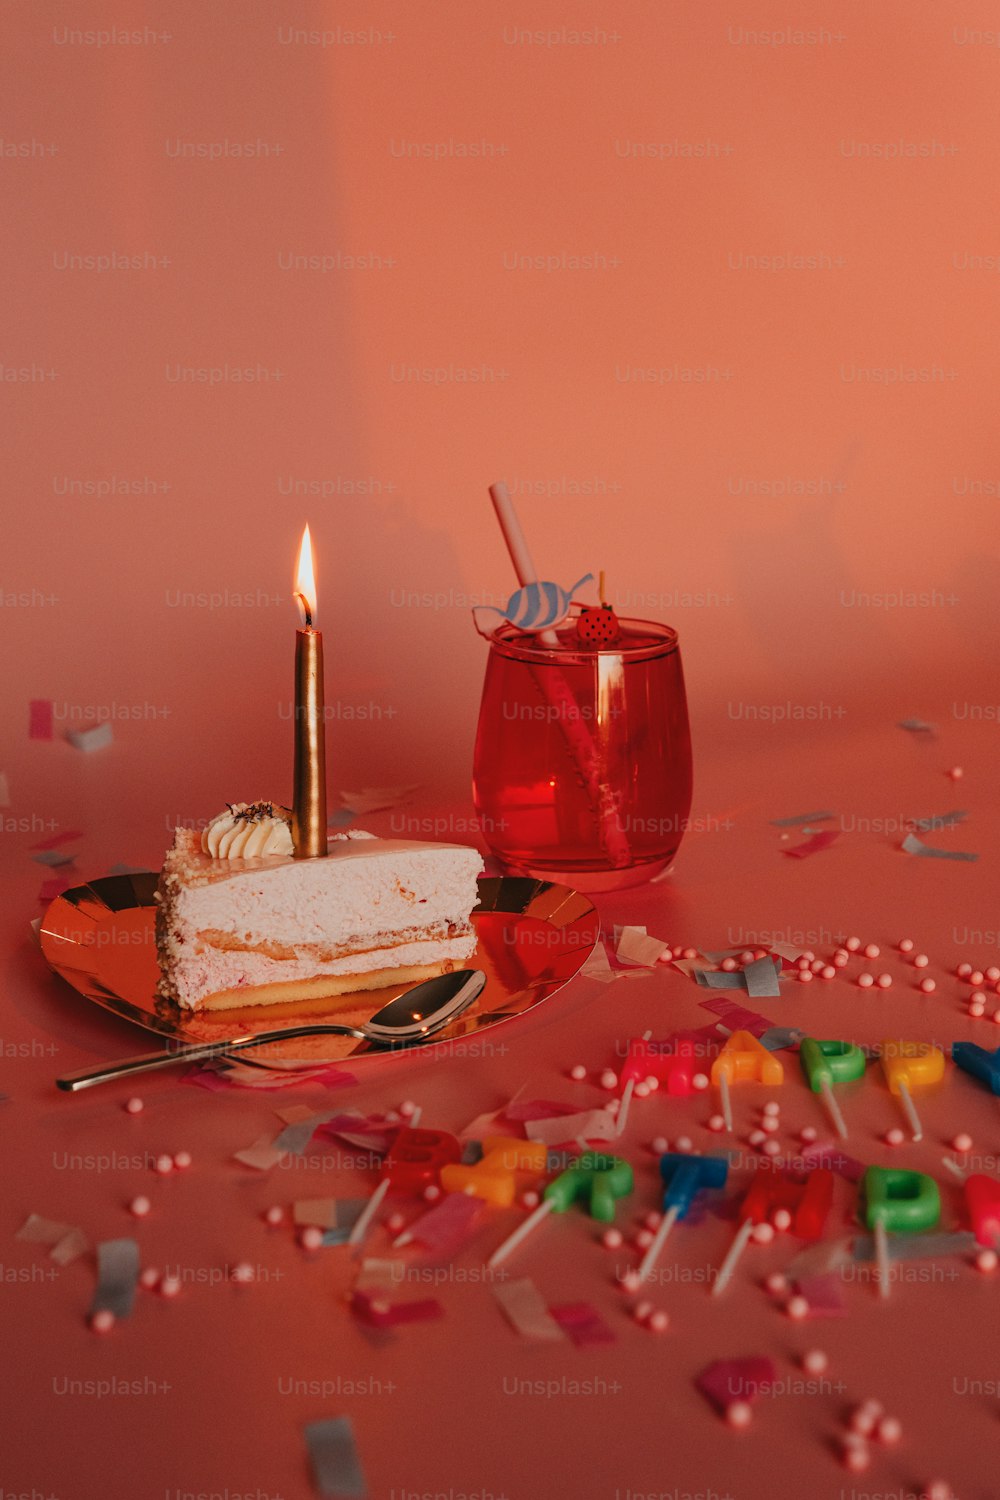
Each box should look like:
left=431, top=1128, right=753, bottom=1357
left=472, top=618, right=693, bottom=891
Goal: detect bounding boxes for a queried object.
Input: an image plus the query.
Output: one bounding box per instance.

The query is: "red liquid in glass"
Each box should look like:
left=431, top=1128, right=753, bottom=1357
left=472, top=619, right=693, bottom=890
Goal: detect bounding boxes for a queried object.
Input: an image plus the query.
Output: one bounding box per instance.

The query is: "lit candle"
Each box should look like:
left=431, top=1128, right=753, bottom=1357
left=292, top=524, right=327, bottom=858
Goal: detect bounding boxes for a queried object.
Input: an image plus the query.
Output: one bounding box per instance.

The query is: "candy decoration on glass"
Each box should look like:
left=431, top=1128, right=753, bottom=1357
left=487, top=1152, right=633, bottom=1269
left=471, top=573, right=595, bottom=636
left=880, top=1040, right=946, bottom=1143
left=636, top=1152, right=729, bottom=1284
left=710, top=1030, right=784, bottom=1133
left=575, top=571, right=621, bottom=646
left=862, top=1166, right=941, bottom=1299
left=799, top=1038, right=867, bottom=1141
left=712, top=1169, right=833, bottom=1298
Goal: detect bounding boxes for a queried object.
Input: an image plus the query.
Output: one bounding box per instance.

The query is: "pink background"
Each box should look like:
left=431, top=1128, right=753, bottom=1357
left=3, top=4, right=1000, bottom=1499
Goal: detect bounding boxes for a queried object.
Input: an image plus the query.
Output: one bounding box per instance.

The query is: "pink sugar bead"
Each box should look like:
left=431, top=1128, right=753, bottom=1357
left=968, top=1001, right=985, bottom=1018
left=672, top=945, right=685, bottom=958
left=834, top=948, right=849, bottom=962
left=657, top=950, right=673, bottom=964
left=748, top=1130, right=766, bottom=1148
left=799, top=970, right=813, bottom=984
left=648, top=1309, right=669, bottom=1334
left=651, top=1136, right=669, bottom=1154
left=912, top=953, right=929, bottom=969
left=763, top=1100, right=780, bottom=1116
left=264, top=1205, right=284, bottom=1226
left=957, top=963, right=973, bottom=978
left=975, top=1248, right=998, bottom=1273
left=850, top=1402, right=882, bottom=1435
left=398, top=1100, right=418, bottom=1117
left=799, top=1126, right=818, bottom=1144
left=620, top=1270, right=641, bottom=1292
left=521, top=1190, right=540, bottom=1209
left=811, top=959, right=825, bottom=974
left=876, top=973, right=892, bottom=989
left=740, top=951, right=756, bottom=964
left=987, top=966, right=1000, bottom=982
left=569, top=1064, right=587, bottom=1081
left=635, top=1229, right=654, bottom=1250
left=231, top=1262, right=254, bottom=1284
left=173, top=1150, right=192, bottom=1170
left=762, top=1139, right=781, bottom=1157
left=864, top=944, right=880, bottom=959
left=876, top=1415, right=902, bottom=1446
left=386, top=1212, right=407, bottom=1233
left=725, top=1401, right=753, bottom=1430
left=919, top=978, right=936, bottom=994
left=634, top=1082, right=650, bottom=1099
left=159, top=1275, right=181, bottom=1298
left=925, top=1483, right=954, bottom=1500
left=692, top=1073, right=709, bottom=1091
left=139, top=1267, right=160, bottom=1290
left=644, top=1075, right=660, bottom=1091
left=898, top=939, right=914, bottom=953
left=845, top=937, right=862, bottom=952
left=821, top=966, right=836, bottom=980
left=682, top=947, right=697, bottom=959
left=674, top=1136, right=693, bottom=1153
left=948, top=765, right=964, bottom=780
left=764, top=1272, right=788, bottom=1295
left=721, top=958, right=738, bottom=972
left=858, top=973, right=875, bottom=989
left=633, top=1299, right=653, bottom=1322
left=786, top=1295, right=809, bottom=1320
left=841, top=1442, right=871, bottom=1474
left=761, top=1117, right=779, bottom=1134
left=993, top=1007, right=1000, bottom=1024
left=802, top=1349, right=828, bottom=1375
left=423, top=1184, right=441, bottom=1202
left=600, top=1069, right=618, bottom=1090
left=796, top=956, right=811, bottom=970
left=772, top=1208, right=792, bottom=1232
left=128, top=1196, right=151, bottom=1218
left=124, top=1096, right=144, bottom=1115
left=153, top=1154, right=173, bottom=1175
left=602, top=1227, right=623, bottom=1250
left=643, top=1210, right=662, bottom=1230
left=708, top=1114, right=726, bottom=1132
left=751, top=1222, right=774, bottom=1245
left=300, top=1227, right=323, bottom=1251
left=90, top=1309, right=115, bottom=1333
left=885, top=1128, right=905, bottom=1146
left=951, top=1132, right=973, bottom=1152
left=970, top=971, right=985, bottom=986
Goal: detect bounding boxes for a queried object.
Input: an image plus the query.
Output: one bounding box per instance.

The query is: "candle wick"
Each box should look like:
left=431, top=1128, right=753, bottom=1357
left=295, top=591, right=313, bottom=629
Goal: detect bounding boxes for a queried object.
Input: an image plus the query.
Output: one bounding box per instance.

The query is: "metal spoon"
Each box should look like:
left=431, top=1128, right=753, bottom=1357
left=56, top=968, right=487, bottom=1092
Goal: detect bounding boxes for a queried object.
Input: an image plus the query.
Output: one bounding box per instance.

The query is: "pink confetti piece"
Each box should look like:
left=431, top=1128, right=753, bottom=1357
left=30, top=828, right=83, bottom=851
left=800, top=1143, right=865, bottom=1182
left=696, top=1356, right=778, bottom=1414
left=29, top=700, right=53, bottom=740
left=525, top=1108, right=618, bottom=1146
left=792, top=1273, right=848, bottom=1317
left=492, top=1277, right=565, bottom=1341
left=232, top=1135, right=288, bottom=1171
left=275, top=1104, right=320, bottom=1126
left=698, top=998, right=774, bottom=1037
left=502, top=1099, right=579, bottom=1123
left=38, top=875, right=73, bottom=903
left=351, top=1288, right=444, bottom=1327
left=51, top=1228, right=89, bottom=1265
left=615, top=925, right=669, bottom=967
left=17, top=1213, right=79, bottom=1246
left=783, top=830, right=839, bottom=858
left=399, top=1192, right=482, bottom=1254
left=549, top=1301, right=616, bottom=1347
left=459, top=1109, right=503, bottom=1140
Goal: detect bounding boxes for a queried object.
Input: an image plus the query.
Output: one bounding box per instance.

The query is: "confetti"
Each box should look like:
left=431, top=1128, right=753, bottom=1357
left=502, top=1099, right=581, bottom=1123
left=783, top=830, right=839, bottom=858
left=524, top=1108, right=618, bottom=1146
left=321, top=1202, right=369, bottom=1246
left=852, top=1231, right=976, bottom=1263
left=901, top=832, right=978, bottom=862
left=792, top=1274, right=848, bottom=1317
left=66, top=722, right=113, bottom=752
left=232, top=1134, right=289, bottom=1171
left=29, top=700, right=53, bottom=740
left=395, top=1192, right=482, bottom=1253
left=758, top=1027, right=806, bottom=1052
left=16, top=1214, right=88, bottom=1263
left=696, top=1356, right=777, bottom=1415
left=492, top=1276, right=565, bottom=1341
left=549, top=1301, right=616, bottom=1346
left=304, top=1416, right=367, bottom=1499
left=743, top=956, right=782, bottom=999
left=51, top=1229, right=89, bottom=1265
left=32, top=848, right=76, bottom=867
left=799, top=1143, right=865, bottom=1182
left=615, top=925, right=670, bottom=967
left=898, top=718, right=935, bottom=735
left=351, top=1289, right=444, bottom=1327
left=90, top=1238, right=139, bottom=1319
left=770, top=811, right=835, bottom=826
left=38, top=876, right=73, bottom=903
left=694, top=969, right=748, bottom=991
left=912, top=810, right=967, bottom=831
left=338, top=784, right=420, bottom=815
left=30, top=828, right=84, bottom=850
left=698, top=999, right=774, bottom=1038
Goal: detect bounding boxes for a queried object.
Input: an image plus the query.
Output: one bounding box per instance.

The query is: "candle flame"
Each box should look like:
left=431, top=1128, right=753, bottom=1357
left=295, top=524, right=317, bottom=626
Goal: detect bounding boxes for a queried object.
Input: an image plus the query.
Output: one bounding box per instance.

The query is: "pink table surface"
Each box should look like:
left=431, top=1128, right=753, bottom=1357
left=2, top=714, right=997, bottom=1500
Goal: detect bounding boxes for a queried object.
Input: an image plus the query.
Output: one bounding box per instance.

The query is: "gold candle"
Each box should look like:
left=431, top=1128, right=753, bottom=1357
left=292, top=524, right=328, bottom=858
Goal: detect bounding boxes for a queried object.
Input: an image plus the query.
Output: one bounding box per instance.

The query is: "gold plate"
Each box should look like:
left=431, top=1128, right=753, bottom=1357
left=39, top=874, right=599, bottom=1066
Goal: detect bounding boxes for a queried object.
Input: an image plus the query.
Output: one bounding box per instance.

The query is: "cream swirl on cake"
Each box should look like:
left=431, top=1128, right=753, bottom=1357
left=201, top=801, right=293, bottom=859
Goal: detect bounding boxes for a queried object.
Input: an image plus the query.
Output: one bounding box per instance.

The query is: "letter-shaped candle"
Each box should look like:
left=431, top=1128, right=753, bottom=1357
left=440, top=1137, right=548, bottom=1208
left=710, top=1030, right=784, bottom=1131
left=862, top=1166, right=941, bottom=1299
left=799, top=1038, right=866, bottom=1140
left=880, top=1041, right=946, bottom=1142
left=637, top=1152, right=729, bottom=1284
left=487, top=1152, right=633, bottom=1268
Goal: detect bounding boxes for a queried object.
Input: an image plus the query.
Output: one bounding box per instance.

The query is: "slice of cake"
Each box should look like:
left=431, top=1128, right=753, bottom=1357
left=155, top=801, right=484, bottom=1011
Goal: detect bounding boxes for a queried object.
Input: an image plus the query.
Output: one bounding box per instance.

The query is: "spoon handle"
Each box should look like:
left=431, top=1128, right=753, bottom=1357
left=55, top=1024, right=360, bottom=1093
